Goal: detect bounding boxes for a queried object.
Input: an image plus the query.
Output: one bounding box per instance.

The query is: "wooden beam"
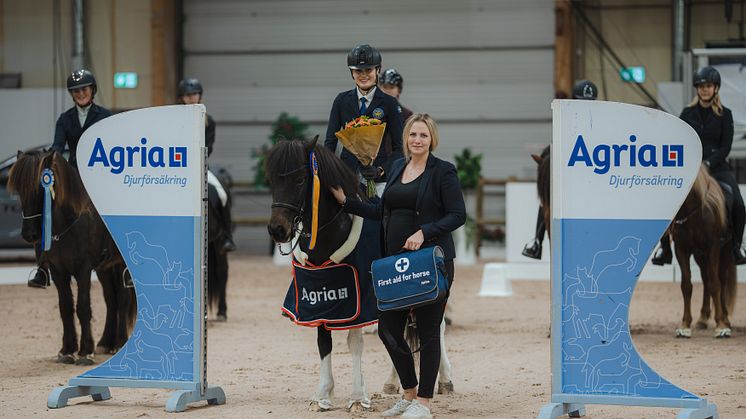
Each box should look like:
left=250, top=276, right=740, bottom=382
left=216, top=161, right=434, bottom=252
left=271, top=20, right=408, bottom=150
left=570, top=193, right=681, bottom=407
left=554, top=0, right=574, bottom=98
left=151, top=0, right=168, bottom=105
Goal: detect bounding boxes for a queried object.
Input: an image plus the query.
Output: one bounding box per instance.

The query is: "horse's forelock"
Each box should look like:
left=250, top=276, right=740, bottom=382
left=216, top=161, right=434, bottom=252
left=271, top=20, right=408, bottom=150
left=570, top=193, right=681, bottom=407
left=7, top=151, right=43, bottom=203
left=265, top=139, right=307, bottom=185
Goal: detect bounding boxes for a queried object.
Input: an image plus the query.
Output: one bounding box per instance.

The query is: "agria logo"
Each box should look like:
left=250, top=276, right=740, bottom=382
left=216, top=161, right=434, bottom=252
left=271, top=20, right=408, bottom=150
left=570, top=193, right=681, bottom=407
left=567, top=134, right=683, bottom=175
left=87, top=137, right=187, bottom=174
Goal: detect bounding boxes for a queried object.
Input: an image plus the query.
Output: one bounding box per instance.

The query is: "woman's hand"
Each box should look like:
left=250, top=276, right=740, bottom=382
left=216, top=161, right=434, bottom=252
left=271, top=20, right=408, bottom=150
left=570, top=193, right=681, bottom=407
left=403, top=230, right=425, bottom=251
left=330, top=186, right=346, bottom=205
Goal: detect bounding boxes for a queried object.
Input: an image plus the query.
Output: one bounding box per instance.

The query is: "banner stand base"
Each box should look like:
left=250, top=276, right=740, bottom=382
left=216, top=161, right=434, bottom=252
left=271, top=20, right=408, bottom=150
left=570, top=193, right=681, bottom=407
left=47, top=385, right=112, bottom=408
left=47, top=384, right=226, bottom=413
left=537, top=402, right=585, bottom=418
left=166, top=386, right=226, bottom=412
left=537, top=402, right=719, bottom=419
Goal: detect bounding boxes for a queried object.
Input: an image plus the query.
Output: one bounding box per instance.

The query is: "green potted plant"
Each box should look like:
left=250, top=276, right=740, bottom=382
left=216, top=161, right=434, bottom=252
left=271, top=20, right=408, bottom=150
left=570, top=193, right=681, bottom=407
left=251, top=112, right=310, bottom=189
left=454, top=148, right=482, bottom=263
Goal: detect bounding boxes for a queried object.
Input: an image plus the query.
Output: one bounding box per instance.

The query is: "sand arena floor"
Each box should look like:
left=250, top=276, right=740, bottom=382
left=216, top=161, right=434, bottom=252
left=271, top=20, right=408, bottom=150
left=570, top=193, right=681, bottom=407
left=0, top=255, right=744, bottom=418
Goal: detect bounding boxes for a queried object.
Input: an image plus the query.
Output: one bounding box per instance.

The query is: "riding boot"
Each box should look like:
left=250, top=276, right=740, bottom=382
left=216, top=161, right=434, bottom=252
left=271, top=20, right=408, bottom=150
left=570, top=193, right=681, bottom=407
left=27, top=268, right=49, bottom=288
left=522, top=207, right=545, bottom=260
left=651, top=235, right=672, bottom=265
left=219, top=202, right=236, bottom=253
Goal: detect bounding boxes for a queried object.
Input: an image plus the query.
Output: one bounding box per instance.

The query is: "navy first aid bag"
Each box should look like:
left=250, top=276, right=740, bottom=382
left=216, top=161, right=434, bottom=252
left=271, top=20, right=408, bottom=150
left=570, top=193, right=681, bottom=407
left=371, top=246, right=449, bottom=311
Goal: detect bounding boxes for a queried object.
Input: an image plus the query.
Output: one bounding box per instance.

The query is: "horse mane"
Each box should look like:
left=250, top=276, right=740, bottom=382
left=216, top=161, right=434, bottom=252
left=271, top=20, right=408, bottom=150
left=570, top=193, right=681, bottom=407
left=8, top=150, right=90, bottom=216
left=692, top=164, right=727, bottom=229
left=265, top=138, right=363, bottom=202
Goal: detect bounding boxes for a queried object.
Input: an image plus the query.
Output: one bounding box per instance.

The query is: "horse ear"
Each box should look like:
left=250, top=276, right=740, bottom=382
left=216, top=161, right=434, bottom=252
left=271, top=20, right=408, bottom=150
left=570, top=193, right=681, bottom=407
left=306, top=135, right=319, bottom=152
left=531, top=154, right=542, bottom=165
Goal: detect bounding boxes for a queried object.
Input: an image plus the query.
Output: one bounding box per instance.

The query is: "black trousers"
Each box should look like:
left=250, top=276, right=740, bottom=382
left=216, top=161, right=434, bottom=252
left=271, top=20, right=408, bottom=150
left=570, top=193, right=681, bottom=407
left=377, top=260, right=454, bottom=399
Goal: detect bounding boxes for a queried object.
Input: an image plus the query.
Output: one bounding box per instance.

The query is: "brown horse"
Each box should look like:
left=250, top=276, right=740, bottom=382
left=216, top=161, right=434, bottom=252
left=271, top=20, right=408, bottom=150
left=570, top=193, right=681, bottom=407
left=8, top=150, right=136, bottom=364
left=669, top=164, right=737, bottom=338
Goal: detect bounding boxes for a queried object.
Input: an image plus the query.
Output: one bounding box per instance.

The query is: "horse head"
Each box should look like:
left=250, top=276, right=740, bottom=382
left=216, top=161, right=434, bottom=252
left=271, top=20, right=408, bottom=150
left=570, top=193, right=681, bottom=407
left=265, top=135, right=362, bottom=262
left=8, top=149, right=89, bottom=244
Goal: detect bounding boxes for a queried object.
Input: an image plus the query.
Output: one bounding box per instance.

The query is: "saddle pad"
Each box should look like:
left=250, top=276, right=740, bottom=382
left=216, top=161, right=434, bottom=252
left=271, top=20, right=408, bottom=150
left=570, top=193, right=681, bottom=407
left=282, top=260, right=361, bottom=327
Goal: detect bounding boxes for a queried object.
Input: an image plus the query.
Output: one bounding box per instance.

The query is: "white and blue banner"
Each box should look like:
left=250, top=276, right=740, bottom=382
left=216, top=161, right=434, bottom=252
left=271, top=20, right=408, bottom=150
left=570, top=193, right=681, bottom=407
left=543, top=100, right=717, bottom=417
left=75, top=105, right=205, bottom=386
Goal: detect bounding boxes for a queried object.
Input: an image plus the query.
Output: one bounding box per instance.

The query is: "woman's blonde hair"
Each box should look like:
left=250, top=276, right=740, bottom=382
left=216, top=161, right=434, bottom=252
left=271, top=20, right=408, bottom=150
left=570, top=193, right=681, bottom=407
left=689, top=89, right=723, bottom=116
left=402, top=113, right=439, bottom=160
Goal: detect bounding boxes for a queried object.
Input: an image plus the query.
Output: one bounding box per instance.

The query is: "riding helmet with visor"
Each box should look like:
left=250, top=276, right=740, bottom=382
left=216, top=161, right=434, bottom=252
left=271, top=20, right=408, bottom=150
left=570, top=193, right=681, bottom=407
left=178, top=77, right=204, bottom=97
left=67, top=69, right=97, bottom=95
left=380, top=68, right=404, bottom=92
left=693, top=66, right=721, bottom=87
left=347, top=44, right=382, bottom=70
left=572, top=79, right=598, bottom=100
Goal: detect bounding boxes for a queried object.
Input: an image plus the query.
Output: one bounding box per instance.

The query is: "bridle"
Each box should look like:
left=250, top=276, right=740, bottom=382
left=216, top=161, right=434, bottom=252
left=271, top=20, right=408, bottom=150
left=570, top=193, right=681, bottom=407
left=270, top=162, right=346, bottom=255
left=19, top=170, right=84, bottom=247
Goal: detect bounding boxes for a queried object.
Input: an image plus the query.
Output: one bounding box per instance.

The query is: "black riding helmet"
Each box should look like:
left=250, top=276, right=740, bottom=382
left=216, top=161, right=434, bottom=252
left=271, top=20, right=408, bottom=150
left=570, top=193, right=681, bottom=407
left=572, top=80, right=598, bottom=100
left=693, top=66, right=721, bottom=87
left=380, top=68, right=403, bottom=92
left=67, top=69, right=97, bottom=96
left=178, top=78, right=203, bottom=97
left=347, top=44, right=382, bottom=70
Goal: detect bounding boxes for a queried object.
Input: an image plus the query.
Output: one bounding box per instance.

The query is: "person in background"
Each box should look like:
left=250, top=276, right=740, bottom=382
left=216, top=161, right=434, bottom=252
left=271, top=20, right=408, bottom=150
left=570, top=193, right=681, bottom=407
left=27, top=69, right=113, bottom=288
left=521, top=80, right=597, bottom=260
left=331, top=113, right=466, bottom=419
left=178, top=77, right=236, bottom=252
left=325, top=44, right=404, bottom=195
left=652, top=66, right=746, bottom=265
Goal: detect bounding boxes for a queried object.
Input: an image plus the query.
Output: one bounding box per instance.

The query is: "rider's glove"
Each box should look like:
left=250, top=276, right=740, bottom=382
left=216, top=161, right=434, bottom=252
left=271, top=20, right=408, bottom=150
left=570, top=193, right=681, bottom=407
left=360, top=165, right=381, bottom=181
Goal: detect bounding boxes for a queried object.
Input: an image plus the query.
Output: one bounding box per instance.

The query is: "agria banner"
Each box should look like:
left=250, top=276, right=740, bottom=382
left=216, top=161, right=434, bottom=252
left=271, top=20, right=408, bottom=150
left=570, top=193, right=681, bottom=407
left=543, top=100, right=717, bottom=416
left=75, top=105, right=205, bottom=387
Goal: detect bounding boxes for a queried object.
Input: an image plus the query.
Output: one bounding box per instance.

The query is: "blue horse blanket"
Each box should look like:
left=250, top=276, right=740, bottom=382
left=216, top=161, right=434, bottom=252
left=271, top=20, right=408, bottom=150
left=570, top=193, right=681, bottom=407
left=282, top=219, right=380, bottom=330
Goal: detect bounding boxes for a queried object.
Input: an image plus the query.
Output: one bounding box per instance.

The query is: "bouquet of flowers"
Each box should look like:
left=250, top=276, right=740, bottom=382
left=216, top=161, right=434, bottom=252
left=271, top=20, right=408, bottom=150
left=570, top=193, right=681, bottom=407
left=334, top=116, right=386, bottom=197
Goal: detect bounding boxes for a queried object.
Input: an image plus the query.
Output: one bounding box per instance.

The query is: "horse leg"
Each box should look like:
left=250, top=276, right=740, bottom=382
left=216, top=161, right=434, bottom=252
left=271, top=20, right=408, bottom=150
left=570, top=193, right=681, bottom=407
left=311, top=326, right=334, bottom=411
left=675, top=250, right=693, bottom=338
left=96, top=268, right=118, bottom=353
left=709, top=250, right=731, bottom=338
left=75, top=270, right=95, bottom=365
left=218, top=253, right=228, bottom=320
left=347, top=328, right=370, bottom=411
left=695, top=276, right=711, bottom=330
left=382, top=361, right=400, bottom=394
left=437, top=318, right=454, bottom=394
left=53, top=274, right=77, bottom=363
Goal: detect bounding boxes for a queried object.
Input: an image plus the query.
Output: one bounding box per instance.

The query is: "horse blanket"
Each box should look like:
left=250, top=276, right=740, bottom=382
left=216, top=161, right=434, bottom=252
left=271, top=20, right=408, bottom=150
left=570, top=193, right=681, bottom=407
left=282, top=218, right=380, bottom=330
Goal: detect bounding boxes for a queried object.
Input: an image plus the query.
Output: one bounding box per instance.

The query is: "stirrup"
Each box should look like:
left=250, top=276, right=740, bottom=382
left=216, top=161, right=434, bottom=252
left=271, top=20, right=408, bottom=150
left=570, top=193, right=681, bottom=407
left=27, top=267, right=51, bottom=288
left=651, top=247, right=672, bottom=266
left=122, top=267, right=135, bottom=289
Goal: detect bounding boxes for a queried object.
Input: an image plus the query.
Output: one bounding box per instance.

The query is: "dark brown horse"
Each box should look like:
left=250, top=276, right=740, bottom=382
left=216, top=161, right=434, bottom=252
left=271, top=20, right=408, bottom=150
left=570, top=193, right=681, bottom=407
left=206, top=168, right=231, bottom=321
left=670, top=164, right=737, bottom=338
left=8, top=150, right=135, bottom=364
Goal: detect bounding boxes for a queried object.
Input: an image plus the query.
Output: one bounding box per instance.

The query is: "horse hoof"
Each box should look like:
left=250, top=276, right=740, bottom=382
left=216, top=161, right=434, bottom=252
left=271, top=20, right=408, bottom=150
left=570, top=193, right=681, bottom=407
left=382, top=383, right=399, bottom=394
left=438, top=381, right=454, bottom=395
left=75, top=354, right=95, bottom=366
left=675, top=328, right=692, bottom=338
left=57, top=353, right=76, bottom=364
left=347, top=399, right=371, bottom=412
left=715, top=328, right=732, bottom=338
left=95, top=345, right=114, bottom=354
left=309, top=399, right=333, bottom=411
left=216, top=314, right=227, bottom=322
left=695, top=321, right=708, bottom=330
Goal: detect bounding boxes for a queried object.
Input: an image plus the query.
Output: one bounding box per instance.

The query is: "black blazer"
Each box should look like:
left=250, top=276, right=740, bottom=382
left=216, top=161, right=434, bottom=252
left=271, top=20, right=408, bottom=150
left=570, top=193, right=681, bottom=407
left=680, top=104, right=734, bottom=174
left=343, top=154, right=466, bottom=260
left=51, top=103, right=112, bottom=168
left=324, top=87, right=404, bottom=180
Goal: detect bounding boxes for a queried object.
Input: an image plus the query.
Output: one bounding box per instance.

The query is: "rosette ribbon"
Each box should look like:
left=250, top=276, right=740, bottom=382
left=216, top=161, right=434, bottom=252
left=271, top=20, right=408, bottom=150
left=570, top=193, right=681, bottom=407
left=40, top=168, right=55, bottom=251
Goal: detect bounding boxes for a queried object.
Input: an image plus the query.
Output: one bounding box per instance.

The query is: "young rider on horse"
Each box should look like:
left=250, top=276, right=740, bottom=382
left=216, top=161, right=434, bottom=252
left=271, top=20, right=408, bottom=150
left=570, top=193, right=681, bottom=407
left=522, top=80, right=598, bottom=260
left=27, top=69, right=112, bottom=288
left=178, top=77, right=236, bottom=252
left=652, top=66, right=746, bottom=266
left=325, top=44, right=404, bottom=195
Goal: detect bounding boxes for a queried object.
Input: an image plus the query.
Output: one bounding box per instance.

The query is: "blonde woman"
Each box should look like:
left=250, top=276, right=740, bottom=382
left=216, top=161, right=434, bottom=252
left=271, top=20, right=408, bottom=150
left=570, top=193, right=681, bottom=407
left=652, top=66, right=746, bottom=265
left=331, top=113, right=466, bottom=419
